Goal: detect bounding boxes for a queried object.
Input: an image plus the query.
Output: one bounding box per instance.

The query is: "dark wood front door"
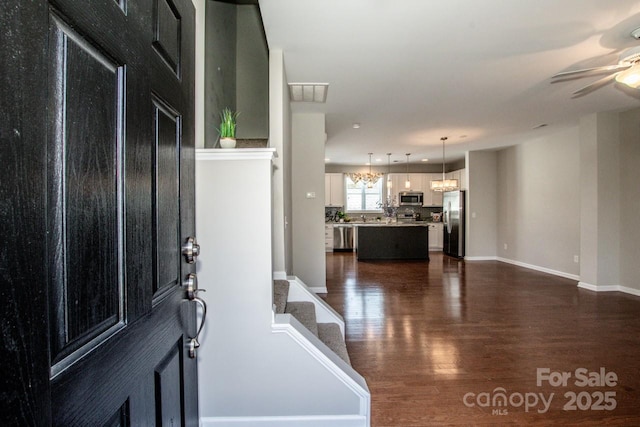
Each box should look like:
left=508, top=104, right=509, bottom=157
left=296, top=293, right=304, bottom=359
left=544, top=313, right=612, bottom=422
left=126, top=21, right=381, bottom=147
left=1, top=0, right=198, bottom=424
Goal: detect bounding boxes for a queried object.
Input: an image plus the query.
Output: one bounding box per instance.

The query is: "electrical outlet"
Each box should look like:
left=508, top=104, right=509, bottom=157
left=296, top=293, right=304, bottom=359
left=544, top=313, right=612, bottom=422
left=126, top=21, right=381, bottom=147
left=574, top=255, right=579, bottom=263
left=504, top=243, right=508, bottom=250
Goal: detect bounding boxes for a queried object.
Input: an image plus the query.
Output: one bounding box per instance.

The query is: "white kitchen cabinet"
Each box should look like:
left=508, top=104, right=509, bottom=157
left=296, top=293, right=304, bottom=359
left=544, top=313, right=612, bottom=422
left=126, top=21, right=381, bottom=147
left=325, top=173, right=345, bottom=206
left=459, top=168, right=467, bottom=190
left=387, top=174, right=400, bottom=198
left=388, top=174, right=406, bottom=198
left=428, top=222, right=444, bottom=250
left=325, top=224, right=334, bottom=252
left=447, top=170, right=461, bottom=187
left=389, top=173, right=423, bottom=193
left=381, top=170, right=465, bottom=206
left=445, top=169, right=466, bottom=190
left=422, top=173, right=444, bottom=206
left=409, top=173, right=424, bottom=192
left=430, top=188, right=443, bottom=206
left=385, top=173, right=446, bottom=206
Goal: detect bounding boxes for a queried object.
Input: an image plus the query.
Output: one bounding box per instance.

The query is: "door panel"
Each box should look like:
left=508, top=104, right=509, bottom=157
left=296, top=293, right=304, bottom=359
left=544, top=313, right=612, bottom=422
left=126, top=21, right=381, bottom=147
left=47, top=12, right=126, bottom=372
left=155, top=340, right=186, bottom=425
left=153, top=0, right=183, bottom=76
left=153, top=98, right=182, bottom=297
left=105, top=401, right=131, bottom=427
left=0, top=0, right=198, bottom=424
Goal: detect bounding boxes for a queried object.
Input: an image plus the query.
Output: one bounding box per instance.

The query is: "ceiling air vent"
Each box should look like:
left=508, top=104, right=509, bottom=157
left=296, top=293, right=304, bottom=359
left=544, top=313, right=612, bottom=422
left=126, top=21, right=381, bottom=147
left=288, top=83, right=329, bottom=103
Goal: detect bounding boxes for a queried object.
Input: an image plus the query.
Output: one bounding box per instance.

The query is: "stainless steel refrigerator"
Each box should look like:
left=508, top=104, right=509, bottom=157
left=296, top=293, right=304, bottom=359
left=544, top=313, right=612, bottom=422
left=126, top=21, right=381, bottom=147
left=443, top=190, right=465, bottom=258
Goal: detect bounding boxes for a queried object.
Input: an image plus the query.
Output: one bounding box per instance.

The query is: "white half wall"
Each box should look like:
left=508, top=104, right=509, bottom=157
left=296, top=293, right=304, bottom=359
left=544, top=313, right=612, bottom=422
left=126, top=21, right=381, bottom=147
left=496, top=127, right=581, bottom=277
left=291, top=114, right=326, bottom=288
left=196, top=150, right=364, bottom=422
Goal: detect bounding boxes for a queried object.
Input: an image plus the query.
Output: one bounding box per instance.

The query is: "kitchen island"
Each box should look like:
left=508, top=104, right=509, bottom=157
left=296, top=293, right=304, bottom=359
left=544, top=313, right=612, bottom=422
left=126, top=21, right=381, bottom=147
left=355, top=223, right=429, bottom=260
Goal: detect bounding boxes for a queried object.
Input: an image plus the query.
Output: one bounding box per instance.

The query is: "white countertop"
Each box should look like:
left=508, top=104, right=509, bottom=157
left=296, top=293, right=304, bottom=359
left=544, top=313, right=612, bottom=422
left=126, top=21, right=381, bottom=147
left=327, top=221, right=442, bottom=227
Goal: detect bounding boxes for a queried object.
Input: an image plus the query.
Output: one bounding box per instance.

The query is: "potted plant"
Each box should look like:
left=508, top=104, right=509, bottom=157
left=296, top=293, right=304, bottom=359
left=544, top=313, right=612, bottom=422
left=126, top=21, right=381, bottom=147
left=218, top=107, right=239, bottom=148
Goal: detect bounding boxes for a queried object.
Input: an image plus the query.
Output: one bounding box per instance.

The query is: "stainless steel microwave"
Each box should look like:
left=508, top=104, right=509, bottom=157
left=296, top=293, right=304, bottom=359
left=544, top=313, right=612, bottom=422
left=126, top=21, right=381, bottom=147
left=399, top=191, right=423, bottom=206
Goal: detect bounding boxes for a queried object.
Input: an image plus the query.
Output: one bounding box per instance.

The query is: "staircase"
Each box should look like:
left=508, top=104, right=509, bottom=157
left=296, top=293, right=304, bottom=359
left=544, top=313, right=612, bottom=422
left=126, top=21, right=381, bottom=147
left=274, top=280, right=350, bottom=365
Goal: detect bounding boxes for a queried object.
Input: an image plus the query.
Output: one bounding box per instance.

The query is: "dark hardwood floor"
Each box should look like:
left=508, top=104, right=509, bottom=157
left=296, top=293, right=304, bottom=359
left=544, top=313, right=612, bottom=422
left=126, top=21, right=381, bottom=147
left=324, top=252, right=640, bottom=426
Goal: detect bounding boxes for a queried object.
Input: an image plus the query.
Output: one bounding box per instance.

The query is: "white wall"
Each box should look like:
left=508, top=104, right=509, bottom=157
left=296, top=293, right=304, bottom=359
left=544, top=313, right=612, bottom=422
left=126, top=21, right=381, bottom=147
left=269, top=50, right=292, bottom=277
left=579, top=113, right=621, bottom=288
left=292, top=114, right=326, bottom=287
left=466, top=150, right=498, bottom=258
left=619, top=107, right=640, bottom=292
left=579, top=114, right=599, bottom=285
left=496, top=127, right=581, bottom=277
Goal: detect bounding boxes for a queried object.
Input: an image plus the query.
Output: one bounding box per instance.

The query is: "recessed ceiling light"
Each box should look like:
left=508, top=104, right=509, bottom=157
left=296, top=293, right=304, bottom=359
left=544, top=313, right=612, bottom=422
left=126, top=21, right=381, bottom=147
left=288, top=83, right=329, bottom=103
left=325, top=158, right=330, bottom=162
left=421, top=158, right=429, bottom=162
left=375, top=158, right=382, bottom=162
left=352, top=123, right=361, bottom=129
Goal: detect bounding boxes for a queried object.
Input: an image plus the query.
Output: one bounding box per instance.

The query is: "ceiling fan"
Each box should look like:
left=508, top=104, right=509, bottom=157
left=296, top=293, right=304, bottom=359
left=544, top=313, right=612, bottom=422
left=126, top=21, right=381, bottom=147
left=552, top=28, right=640, bottom=97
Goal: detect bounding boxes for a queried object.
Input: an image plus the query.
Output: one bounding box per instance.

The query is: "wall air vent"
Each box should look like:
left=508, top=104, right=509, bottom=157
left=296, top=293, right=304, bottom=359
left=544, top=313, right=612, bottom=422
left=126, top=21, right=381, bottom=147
left=288, top=83, right=329, bottom=103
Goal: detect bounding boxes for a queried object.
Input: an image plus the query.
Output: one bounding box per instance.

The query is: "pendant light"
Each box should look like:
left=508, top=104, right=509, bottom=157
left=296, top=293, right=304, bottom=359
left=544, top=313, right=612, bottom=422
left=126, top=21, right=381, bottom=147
left=430, top=137, right=458, bottom=192
left=405, top=153, right=411, bottom=189
left=366, top=153, right=375, bottom=188
left=386, top=153, right=392, bottom=199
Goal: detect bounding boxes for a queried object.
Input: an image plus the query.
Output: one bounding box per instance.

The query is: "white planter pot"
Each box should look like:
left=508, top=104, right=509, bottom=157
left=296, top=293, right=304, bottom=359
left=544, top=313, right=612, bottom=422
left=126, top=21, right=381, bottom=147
left=219, top=137, right=236, bottom=148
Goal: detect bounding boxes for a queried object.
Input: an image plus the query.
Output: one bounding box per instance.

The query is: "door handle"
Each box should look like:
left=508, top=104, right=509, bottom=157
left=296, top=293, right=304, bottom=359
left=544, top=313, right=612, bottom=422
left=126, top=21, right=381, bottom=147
left=182, top=236, right=200, bottom=264
left=188, top=296, right=207, bottom=359
left=183, top=273, right=207, bottom=358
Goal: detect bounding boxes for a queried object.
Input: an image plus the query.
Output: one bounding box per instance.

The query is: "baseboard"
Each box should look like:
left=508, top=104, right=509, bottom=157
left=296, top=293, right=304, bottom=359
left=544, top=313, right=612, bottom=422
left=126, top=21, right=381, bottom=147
left=273, top=271, right=287, bottom=281
left=465, top=259, right=640, bottom=296
left=464, top=256, right=498, bottom=261
left=578, top=281, right=640, bottom=296
left=496, top=257, right=580, bottom=281
left=201, top=415, right=366, bottom=427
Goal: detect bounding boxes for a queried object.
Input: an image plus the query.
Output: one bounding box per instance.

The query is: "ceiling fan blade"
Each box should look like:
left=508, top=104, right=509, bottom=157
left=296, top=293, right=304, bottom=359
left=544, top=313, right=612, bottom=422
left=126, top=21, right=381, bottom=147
left=571, top=73, right=618, bottom=97
left=552, top=63, right=631, bottom=79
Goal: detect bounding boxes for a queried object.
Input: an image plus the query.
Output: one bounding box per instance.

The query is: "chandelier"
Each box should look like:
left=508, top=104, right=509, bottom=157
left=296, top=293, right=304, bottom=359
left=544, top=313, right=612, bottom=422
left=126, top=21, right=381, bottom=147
left=430, top=137, right=459, bottom=192
left=349, top=153, right=382, bottom=188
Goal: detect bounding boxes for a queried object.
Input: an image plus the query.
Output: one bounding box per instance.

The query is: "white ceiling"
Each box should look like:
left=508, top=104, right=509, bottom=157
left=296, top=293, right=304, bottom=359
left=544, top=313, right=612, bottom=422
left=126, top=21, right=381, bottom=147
left=258, top=0, right=640, bottom=166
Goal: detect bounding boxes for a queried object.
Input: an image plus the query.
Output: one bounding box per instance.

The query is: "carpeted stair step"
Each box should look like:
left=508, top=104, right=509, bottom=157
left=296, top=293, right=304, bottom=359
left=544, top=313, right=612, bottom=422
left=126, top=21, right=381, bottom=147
left=273, top=280, right=289, bottom=314
left=318, top=323, right=351, bottom=366
left=285, top=301, right=318, bottom=337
